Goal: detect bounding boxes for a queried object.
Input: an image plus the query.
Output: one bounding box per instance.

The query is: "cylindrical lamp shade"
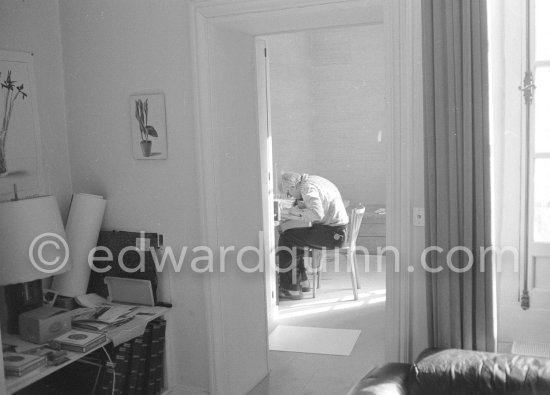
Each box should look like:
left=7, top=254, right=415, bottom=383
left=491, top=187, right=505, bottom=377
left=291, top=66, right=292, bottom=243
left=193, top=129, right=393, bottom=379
left=0, top=195, right=70, bottom=285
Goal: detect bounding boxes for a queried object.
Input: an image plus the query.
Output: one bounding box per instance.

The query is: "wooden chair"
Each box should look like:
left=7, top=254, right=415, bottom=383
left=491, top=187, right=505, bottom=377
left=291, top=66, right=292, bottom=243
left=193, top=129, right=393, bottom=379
left=305, top=205, right=365, bottom=300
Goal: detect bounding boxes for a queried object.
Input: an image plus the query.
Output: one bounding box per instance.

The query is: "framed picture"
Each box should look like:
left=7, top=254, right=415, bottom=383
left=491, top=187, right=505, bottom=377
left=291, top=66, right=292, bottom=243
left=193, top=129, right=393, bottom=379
left=130, top=93, right=167, bottom=160
left=0, top=50, right=44, bottom=198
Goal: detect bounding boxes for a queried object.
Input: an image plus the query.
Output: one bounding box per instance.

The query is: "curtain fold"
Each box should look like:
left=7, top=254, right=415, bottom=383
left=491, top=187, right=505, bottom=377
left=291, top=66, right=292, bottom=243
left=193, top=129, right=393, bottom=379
left=422, top=0, right=496, bottom=352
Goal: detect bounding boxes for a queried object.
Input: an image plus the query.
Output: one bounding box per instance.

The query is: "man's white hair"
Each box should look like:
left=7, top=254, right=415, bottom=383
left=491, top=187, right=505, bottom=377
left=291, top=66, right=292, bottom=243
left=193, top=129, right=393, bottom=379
left=280, top=172, right=301, bottom=192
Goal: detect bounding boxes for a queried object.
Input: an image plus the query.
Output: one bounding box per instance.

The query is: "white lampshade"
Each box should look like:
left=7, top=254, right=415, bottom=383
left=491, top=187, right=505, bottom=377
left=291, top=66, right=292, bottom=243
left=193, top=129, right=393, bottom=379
left=0, top=195, right=71, bottom=285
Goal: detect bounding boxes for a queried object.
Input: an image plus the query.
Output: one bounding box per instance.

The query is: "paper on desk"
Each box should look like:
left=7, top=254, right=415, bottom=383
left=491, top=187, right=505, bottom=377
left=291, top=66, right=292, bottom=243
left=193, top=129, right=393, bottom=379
left=97, top=305, right=139, bottom=323
left=70, top=307, right=97, bottom=320
left=74, top=293, right=140, bottom=323
left=107, top=315, right=149, bottom=347
left=107, top=306, right=167, bottom=346
left=74, top=293, right=109, bottom=308
left=281, top=213, right=304, bottom=221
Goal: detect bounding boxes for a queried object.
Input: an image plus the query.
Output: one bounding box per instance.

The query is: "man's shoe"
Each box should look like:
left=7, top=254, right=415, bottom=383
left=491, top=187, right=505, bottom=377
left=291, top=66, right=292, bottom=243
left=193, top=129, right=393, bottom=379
left=300, top=280, right=311, bottom=292
left=279, top=288, right=303, bottom=300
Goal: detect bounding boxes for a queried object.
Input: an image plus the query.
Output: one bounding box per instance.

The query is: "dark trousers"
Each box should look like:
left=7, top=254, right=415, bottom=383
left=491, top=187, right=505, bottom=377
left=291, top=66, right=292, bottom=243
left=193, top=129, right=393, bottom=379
left=277, top=224, right=346, bottom=289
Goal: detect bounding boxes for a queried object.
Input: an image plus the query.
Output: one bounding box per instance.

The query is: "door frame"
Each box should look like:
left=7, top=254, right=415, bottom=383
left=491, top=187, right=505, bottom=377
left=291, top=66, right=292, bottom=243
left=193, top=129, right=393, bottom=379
left=190, top=0, right=422, bottom=392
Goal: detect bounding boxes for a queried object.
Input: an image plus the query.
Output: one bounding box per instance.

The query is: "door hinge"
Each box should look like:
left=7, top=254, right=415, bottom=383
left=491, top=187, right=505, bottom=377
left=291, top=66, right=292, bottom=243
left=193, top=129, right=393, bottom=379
left=264, top=47, right=267, bottom=57
left=521, top=288, right=530, bottom=310
left=519, top=71, right=536, bottom=106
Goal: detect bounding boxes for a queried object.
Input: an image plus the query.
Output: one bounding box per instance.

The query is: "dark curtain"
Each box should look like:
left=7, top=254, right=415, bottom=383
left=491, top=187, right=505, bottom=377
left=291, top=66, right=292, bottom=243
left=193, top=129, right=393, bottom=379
left=422, top=0, right=496, bottom=351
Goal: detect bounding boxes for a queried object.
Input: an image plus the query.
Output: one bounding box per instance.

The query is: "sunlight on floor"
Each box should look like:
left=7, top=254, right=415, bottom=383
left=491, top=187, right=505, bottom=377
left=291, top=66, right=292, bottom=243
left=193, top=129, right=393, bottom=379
left=276, top=289, right=387, bottom=319
left=265, top=254, right=387, bottom=395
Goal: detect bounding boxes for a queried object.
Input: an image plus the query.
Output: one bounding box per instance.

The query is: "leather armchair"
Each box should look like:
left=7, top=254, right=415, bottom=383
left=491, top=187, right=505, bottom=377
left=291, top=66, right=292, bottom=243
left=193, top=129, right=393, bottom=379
left=347, top=363, right=409, bottom=395
left=347, top=348, right=550, bottom=395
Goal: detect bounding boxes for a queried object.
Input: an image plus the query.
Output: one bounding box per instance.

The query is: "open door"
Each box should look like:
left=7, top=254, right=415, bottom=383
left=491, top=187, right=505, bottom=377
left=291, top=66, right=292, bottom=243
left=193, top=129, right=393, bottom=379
left=197, top=21, right=269, bottom=394
left=256, top=38, right=278, bottom=332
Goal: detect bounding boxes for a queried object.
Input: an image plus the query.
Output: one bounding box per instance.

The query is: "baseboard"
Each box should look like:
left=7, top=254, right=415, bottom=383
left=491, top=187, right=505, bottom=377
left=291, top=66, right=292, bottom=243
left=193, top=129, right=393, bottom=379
left=165, top=384, right=209, bottom=395
left=246, top=373, right=269, bottom=395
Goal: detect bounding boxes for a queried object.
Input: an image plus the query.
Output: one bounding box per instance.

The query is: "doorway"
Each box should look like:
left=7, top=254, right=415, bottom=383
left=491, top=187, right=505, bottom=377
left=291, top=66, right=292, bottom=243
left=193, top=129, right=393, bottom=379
left=191, top=1, right=423, bottom=393
left=260, top=24, right=388, bottom=349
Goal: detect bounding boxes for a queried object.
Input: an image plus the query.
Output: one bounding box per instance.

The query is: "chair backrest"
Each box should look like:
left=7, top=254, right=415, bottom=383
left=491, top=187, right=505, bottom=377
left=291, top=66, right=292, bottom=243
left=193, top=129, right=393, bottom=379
left=347, top=205, right=365, bottom=245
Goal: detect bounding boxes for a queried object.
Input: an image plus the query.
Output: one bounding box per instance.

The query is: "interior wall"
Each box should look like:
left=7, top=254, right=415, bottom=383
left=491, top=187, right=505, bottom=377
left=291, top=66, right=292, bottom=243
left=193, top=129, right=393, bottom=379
left=58, top=0, right=209, bottom=391
left=0, top=0, right=73, bottom=213
left=268, top=32, right=313, bottom=187
left=404, top=0, right=428, bottom=360
left=0, top=0, right=73, bottom=330
left=269, top=24, right=386, bottom=206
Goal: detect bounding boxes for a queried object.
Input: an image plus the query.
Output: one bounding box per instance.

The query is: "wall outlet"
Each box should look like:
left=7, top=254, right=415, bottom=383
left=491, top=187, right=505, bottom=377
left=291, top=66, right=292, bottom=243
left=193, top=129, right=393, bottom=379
left=413, top=207, right=425, bottom=227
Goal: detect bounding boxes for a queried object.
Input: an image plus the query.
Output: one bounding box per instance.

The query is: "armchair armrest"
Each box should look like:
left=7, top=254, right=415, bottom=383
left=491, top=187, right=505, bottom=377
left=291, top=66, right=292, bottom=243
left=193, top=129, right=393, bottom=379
left=347, top=363, right=411, bottom=395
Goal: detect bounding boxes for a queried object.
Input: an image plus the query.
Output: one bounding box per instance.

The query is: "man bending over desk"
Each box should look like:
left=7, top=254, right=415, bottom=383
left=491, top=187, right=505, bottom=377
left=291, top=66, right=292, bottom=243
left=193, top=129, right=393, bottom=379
left=278, top=172, right=349, bottom=300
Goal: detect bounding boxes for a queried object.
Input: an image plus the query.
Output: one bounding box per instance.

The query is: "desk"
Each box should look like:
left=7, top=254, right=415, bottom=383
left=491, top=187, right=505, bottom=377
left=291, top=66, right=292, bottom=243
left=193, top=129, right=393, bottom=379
left=3, top=306, right=168, bottom=394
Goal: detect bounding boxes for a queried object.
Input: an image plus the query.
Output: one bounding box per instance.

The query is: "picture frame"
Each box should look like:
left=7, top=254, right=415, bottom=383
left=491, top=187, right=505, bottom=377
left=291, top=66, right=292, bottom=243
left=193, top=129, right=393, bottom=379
left=0, top=50, right=44, bottom=198
left=129, top=92, right=167, bottom=160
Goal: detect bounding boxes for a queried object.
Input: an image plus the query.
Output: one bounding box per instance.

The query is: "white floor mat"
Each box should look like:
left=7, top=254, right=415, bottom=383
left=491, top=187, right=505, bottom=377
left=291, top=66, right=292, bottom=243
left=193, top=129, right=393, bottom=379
left=269, top=325, right=361, bottom=356
left=511, top=341, right=550, bottom=358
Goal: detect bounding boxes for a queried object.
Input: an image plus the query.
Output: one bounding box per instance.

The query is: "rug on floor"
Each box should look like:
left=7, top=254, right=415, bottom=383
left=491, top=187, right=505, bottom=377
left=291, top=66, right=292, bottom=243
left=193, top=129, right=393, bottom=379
left=268, top=325, right=361, bottom=356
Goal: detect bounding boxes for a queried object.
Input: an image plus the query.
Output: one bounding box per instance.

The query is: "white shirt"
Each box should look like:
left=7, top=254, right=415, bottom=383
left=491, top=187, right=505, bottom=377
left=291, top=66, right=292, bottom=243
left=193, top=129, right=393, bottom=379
left=297, top=174, right=348, bottom=226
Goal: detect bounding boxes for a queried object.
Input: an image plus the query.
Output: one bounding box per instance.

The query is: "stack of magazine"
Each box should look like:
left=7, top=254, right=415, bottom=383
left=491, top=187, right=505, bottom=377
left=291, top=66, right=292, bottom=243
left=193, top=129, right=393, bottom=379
left=3, top=352, right=47, bottom=376
left=51, top=330, right=106, bottom=353
left=71, top=294, right=141, bottom=333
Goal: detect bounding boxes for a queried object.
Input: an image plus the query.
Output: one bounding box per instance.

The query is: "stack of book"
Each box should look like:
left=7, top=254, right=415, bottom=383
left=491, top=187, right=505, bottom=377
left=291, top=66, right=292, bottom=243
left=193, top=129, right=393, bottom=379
left=3, top=352, right=47, bottom=377
left=51, top=329, right=107, bottom=353
left=23, top=346, right=69, bottom=366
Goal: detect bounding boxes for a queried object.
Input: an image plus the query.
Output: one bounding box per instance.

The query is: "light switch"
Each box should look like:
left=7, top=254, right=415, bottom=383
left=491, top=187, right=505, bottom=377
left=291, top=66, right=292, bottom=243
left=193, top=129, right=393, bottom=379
left=413, top=207, right=425, bottom=227
left=136, top=233, right=151, bottom=251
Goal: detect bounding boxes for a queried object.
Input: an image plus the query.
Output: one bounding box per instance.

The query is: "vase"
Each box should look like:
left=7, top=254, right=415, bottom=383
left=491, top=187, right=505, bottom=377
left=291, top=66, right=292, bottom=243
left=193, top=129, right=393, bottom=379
left=0, top=129, right=7, bottom=177
left=140, top=140, right=152, bottom=157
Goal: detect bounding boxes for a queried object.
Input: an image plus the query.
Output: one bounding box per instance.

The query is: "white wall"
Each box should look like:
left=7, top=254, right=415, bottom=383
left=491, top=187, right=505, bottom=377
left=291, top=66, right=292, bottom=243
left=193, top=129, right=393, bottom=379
left=413, top=0, right=428, bottom=359
left=0, top=0, right=73, bottom=331
left=0, top=0, right=72, bottom=214
left=58, top=0, right=209, bottom=391
left=0, top=1, right=209, bottom=391
left=269, top=24, right=386, bottom=206
left=268, top=32, right=313, bottom=187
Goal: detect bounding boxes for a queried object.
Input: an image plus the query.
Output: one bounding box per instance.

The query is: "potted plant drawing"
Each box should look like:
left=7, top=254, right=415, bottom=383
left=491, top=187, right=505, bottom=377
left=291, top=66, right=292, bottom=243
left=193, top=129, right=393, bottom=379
left=0, top=71, right=27, bottom=177
left=134, top=98, right=158, bottom=157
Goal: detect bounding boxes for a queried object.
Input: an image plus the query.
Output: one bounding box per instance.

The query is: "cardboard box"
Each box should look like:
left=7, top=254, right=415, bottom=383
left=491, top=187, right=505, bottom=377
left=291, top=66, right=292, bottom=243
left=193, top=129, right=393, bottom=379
left=19, top=306, right=72, bottom=344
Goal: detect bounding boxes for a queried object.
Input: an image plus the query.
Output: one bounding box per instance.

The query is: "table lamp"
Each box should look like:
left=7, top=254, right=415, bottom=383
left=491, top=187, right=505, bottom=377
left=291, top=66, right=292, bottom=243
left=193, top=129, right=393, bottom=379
left=0, top=194, right=71, bottom=333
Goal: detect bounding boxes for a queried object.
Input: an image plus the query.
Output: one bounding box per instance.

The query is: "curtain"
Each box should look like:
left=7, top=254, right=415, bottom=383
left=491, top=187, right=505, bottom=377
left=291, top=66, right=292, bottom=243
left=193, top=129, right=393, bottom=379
left=422, top=0, right=496, bottom=352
